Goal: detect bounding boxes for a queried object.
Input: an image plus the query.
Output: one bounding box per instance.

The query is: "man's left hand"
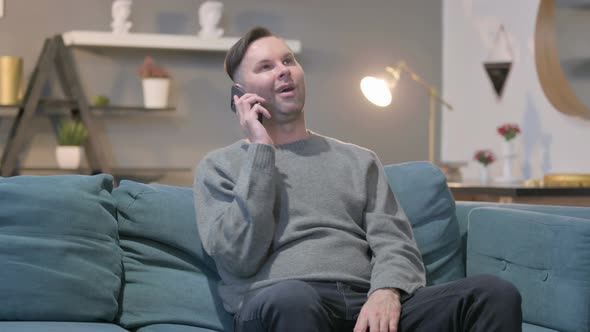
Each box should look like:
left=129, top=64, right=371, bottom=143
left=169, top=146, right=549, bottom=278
left=354, top=288, right=401, bottom=332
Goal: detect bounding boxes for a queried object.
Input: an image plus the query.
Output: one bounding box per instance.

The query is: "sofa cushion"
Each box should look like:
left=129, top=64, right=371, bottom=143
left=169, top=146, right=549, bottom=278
left=384, top=162, right=464, bottom=285
left=137, top=324, right=221, bottom=332
left=113, top=181, right=233, bottom=331
left=467, top=207, right=590, bottom=332
left=522, top=323, right=560, bottom=332
left=0, top=322, right=129, bottom=332
left=0, top=174, right=122, bottom=322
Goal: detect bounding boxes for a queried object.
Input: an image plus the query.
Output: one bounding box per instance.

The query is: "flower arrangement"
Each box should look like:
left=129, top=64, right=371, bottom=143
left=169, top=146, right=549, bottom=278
left=497, top=123, right=521, bottom=141
left=136, top=56, right=169, bottom=79
left=473, top=149, right=495, bottom=166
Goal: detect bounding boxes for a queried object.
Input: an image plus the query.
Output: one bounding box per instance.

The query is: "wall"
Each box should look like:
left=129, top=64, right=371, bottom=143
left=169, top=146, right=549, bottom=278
left=0, top=0, right=441, bottom=185
left=442, top=0, right=590, bottom=182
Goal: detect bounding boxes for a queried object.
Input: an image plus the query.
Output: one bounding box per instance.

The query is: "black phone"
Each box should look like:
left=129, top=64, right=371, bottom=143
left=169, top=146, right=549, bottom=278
left=231, top=84, right=263, bottom=123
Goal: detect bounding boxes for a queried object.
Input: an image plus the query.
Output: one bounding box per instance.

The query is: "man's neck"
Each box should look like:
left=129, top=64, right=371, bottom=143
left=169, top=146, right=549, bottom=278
left=265, top=116, right=308, bottom=146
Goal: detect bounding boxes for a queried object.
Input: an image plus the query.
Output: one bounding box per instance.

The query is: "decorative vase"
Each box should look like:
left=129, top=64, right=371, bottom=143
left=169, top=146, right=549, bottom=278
left=479, top=165, right=490, bottom=184
left=198, top=0, right=224, bottom=39
left=56, top=146, right=82, bottom=169
left=0, top=56, right=23, bottom=105
left=111, top=0, right=133, bottom=34
left=496, top=140, right=519, bottom=183
left=142, top=78, right=170, bottom=108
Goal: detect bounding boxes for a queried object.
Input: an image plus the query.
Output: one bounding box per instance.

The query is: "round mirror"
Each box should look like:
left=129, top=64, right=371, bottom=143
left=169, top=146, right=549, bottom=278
left=535, top=0, right=590, bottom=119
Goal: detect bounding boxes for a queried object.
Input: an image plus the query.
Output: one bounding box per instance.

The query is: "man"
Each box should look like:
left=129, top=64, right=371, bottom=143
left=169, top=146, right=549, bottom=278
left=194, top=26, right=522, bottom=332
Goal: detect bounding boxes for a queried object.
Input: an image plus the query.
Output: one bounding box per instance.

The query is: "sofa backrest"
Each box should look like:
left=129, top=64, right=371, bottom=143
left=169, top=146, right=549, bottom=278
left=383, top=161, right=465, bottom=284
left=0, top=174, right=123, bottom=322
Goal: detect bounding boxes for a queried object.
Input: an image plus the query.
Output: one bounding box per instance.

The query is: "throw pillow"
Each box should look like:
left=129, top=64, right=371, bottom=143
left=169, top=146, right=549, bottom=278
left=113, top=181, right=232, bottom=331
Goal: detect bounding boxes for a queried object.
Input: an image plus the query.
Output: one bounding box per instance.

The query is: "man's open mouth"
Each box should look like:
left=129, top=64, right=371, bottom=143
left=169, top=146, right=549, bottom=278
left=277, top=84, right=295, bottom=93
left=277, top=85, right=296, bottom=97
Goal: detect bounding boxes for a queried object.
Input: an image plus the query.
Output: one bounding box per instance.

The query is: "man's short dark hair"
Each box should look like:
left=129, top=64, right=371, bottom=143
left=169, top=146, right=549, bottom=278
left=224, top=27, right=276, bottom=81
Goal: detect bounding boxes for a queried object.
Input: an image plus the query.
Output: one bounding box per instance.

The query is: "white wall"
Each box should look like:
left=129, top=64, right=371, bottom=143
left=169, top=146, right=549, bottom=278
left=442, top=0, right=590, bottom=182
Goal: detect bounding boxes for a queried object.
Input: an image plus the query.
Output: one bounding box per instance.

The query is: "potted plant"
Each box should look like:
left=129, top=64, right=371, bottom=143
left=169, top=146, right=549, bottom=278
left=56, top=119, right=88, bottom=169
left=137, top=56, right=170, bottom=108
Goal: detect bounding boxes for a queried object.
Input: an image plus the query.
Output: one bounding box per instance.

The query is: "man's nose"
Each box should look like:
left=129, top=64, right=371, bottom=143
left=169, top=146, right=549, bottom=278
left=278, top=64, right=291, bottom=79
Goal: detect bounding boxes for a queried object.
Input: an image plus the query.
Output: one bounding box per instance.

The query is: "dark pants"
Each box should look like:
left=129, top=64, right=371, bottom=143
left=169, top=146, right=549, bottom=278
left=233, top=274, right=522, bottom=332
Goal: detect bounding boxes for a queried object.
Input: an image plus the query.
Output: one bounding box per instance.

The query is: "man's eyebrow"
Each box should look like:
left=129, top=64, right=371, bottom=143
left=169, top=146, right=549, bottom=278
left=254, top=59, right=272, bottom=66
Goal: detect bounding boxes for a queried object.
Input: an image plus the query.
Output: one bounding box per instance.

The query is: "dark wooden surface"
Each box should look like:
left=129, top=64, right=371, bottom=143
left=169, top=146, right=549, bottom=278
left=448, top=182, right=590, bottom=197
left=448, top=182, right=590, bottom=206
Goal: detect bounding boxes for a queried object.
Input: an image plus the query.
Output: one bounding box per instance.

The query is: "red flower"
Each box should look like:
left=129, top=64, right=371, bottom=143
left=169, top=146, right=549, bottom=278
left=497, top=123, right=521, bottom=141
left=136, top=56, right=170, bottom=79
left=474, top=149, right=495, bottom=166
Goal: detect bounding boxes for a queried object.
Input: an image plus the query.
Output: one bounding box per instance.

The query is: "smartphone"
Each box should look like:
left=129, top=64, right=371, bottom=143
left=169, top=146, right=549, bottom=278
left=231, top=84, right=263, bottom=123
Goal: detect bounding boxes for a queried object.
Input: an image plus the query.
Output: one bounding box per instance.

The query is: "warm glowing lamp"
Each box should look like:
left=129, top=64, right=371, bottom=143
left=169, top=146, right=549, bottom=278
left=361, top=61, right=453, bottom=163
left=360, top=77, right=393, bottom=107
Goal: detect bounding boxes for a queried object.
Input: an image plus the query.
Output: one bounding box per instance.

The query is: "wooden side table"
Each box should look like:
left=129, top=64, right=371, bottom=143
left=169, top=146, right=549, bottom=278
left=448, top=182, right=590, bottom=207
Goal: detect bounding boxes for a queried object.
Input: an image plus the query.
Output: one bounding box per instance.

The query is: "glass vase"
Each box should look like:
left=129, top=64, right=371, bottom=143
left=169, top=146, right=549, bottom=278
left=479, top=165, right=490, bottom=184
left=496, top=139, right=519, bottom=184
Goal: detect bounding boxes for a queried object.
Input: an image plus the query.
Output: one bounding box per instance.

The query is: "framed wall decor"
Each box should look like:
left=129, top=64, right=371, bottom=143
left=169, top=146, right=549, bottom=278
left=483, top=25, right=513, bottom=99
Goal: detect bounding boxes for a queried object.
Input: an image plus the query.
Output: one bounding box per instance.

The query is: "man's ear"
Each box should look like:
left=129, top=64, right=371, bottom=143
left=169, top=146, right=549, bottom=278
left=232, top=76, right=242, bottom=88
left=233, top=77, right=247, bottom=92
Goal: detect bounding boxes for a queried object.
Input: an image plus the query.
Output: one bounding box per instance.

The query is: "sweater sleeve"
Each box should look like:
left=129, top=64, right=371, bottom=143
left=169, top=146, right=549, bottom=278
left=194, top=143, right=277, bottom=277
left=363, top=153, right=426, bottom=296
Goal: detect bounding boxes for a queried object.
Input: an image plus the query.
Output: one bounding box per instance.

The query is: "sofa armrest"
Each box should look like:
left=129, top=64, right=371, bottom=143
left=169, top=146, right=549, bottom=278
left=466, top=207, right=590, bottom=332
left=456, top=201, right=590, bottom=236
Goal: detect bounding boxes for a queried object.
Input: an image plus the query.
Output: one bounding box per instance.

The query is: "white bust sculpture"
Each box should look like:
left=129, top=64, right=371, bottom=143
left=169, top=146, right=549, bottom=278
left=198, top=1, right=224, bottom=39
left=111, top=0, right=133, bottom=34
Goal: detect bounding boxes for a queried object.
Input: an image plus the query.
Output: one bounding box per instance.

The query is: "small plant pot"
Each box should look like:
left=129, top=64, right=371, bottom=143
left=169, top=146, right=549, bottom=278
left=142, top=78, right=170, bottom=108
left=56, top=146, right=82, bottom=169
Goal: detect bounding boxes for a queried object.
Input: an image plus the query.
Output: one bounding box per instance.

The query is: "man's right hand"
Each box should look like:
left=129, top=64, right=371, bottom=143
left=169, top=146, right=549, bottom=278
left=354, top=288, right=402, bottom=332
left=233, top=94, right=273, bottom=145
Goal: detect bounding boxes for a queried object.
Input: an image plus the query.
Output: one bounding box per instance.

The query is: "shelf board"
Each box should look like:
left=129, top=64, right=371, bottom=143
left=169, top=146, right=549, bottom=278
left=62, top=30, right=302, bottom=54
left=90, top=105, right=175, bottom=116
left=0, top=99, right=175, bottom=117
left=0, top=108, right=19, bottom=117
left=0, top=104, right=20, bottom=117
left=0, top=103, right=20, bottom=108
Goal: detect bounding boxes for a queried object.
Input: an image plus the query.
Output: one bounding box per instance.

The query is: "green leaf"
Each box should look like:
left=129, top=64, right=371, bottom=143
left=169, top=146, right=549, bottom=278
left=57, top=119, right=88, bottom=146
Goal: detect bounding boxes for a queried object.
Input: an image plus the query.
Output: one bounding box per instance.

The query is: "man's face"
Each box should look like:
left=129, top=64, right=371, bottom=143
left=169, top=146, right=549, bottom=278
left=237, top=36, right=306, bottom=121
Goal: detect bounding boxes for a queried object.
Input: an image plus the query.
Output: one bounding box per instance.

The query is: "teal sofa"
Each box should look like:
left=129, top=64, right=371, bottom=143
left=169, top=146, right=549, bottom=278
left=1, top=161, right=589, bottom=332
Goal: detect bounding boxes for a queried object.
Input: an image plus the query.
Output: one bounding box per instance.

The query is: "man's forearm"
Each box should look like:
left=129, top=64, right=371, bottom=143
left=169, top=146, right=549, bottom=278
left=195, top=143, right=277, bottom=277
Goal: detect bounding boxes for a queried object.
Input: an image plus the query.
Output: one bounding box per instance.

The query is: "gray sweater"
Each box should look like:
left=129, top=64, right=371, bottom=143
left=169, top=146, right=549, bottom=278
left=194, top=131, right=425, bottom=313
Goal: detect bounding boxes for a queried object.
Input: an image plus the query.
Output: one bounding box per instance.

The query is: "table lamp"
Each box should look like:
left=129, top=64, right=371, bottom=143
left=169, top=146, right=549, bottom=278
left=360, top=61, right=453, bottom=163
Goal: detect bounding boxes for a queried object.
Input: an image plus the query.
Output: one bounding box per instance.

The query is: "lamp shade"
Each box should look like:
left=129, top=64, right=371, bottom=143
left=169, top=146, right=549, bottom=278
left=360, top=76, right=392, bottom=107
